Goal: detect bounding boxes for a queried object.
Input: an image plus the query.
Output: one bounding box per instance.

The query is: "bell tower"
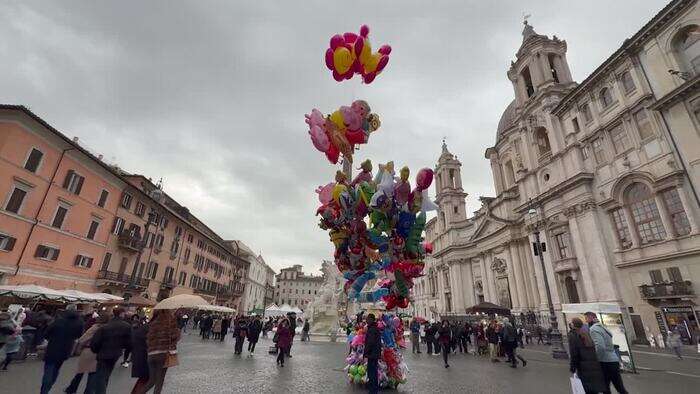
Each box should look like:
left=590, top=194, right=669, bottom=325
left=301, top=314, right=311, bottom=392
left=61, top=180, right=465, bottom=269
left=507, top=20, right=574, bottom=109
left=435, top=140, right=468, bottom=232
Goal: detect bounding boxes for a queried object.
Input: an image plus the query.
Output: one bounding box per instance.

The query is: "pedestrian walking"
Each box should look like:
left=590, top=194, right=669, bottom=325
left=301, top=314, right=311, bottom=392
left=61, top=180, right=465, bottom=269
left=301, top=318, right=310, bottom=342
left=585, top=312, right=628, bottom=394
left=503, top=318, right=526, bottom=368
left=40, top=304, right=84, bottom=394
left=517, top=326, right=525, bottom=348
left=275, top=319, right=292, bottom=367
left=247, top=316, right=262, bottom=355
left=122, top=314, right=141, bottom=368
left=424, top=320, right=435, bottom=355
left=64, top=313, right=108, bottom=393
left=220, top=316, right=231, bottom=341
left=536, top=325, right=544, bottom=345
left=0, top=326, right=22, bottom=371
left=212, top=316, right=222, bottom=340
left=133, top=309, right=181, bottom=394
left=437, top=320, right=452, bottom=368
left=0, top=311, right=17, bottom=355
left=90, top=307, right=132, bottom=394
left=568, top=317, right=606, bottom=394
left=129, top=316, right=150, bottom=394
left=364, top=314, right=381, bottom=394
left=409, top=318, right=421, bottom=354
left=233, top=317, right=247, bottom=355
left=667, top=329, right=683, bottom=359
left=486, top=321, right=499, bottom=362
left=287, top=313, right=297, bottom=357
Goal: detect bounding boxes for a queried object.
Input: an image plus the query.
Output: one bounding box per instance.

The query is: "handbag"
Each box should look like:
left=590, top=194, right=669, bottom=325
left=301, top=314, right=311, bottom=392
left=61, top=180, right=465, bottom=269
left=570, top=374, right=586, bottom=394
left=164, top=352, right=179, bottom=368
left=272, top=333, right=279, bottom=343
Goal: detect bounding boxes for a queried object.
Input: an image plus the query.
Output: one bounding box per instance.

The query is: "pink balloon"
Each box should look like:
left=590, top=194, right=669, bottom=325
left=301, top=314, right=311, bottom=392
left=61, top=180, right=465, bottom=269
left=325, top=48, right=335, bottom=70
left=309, top=125, right=329, bottom=152
left=359, top=25, right=369, bottom=37
left=330, top=34, right=344, bottom=50
left=343, top=32, right=358, bottom=43
left=416, top=168, right=434, bottom=191
left=316, top=183, right=335, bottom=205
left=340, top=106, right=361, bottom=131
left=378, top=45, right=392, bottom=55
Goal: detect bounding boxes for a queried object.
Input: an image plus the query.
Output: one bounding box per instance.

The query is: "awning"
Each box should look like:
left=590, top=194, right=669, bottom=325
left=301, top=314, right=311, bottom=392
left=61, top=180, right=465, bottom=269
left=0, top=285, right=124, bottom=303
left=465, top=301, right=511, bottom=315
left=196, top=304, right=236, bottom=313
left=561, top=302, right=622, bottom=315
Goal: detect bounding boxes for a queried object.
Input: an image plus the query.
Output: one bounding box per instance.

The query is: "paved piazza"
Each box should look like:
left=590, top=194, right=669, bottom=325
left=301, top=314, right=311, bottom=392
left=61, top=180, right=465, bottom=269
left=1, top=334, right=698, bottom=393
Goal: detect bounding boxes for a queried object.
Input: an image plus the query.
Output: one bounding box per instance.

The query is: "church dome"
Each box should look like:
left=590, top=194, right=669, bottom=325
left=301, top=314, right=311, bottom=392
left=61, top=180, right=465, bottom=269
left=496, top=100, right=516, bottom=143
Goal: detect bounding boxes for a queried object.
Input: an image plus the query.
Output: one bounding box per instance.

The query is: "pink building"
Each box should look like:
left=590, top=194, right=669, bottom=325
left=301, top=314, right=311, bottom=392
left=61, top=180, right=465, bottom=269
left=0, top=105, right=247, bottom=306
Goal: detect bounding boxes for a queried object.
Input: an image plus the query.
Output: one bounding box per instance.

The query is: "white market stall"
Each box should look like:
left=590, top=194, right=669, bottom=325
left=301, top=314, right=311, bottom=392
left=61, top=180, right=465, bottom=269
left=561, top=302, right=637, bottom=372
left=0, top=284, right=123, bottom=303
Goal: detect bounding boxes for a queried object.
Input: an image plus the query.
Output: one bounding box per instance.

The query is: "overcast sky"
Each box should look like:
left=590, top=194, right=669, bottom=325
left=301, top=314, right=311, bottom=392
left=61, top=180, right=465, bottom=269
left=0, top=1, right=666, bottom=274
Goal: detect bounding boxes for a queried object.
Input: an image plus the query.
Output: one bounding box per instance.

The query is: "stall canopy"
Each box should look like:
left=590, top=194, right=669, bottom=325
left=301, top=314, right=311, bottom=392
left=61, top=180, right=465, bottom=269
left=196, top=304, right=236, bottom=313
left=264, top=303, right=289, bottom=318
left=465, top=301, right=511, bottom=315
left=0, top=284, right=123, bottom=303
left=123, top=295, right=156, bottom=307
left=561, top=302, right=621, bottom=315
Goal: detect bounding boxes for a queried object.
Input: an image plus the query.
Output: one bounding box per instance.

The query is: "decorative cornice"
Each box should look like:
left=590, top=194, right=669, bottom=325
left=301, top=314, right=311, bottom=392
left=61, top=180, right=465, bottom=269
left=562, top=200, right=598, bottom=218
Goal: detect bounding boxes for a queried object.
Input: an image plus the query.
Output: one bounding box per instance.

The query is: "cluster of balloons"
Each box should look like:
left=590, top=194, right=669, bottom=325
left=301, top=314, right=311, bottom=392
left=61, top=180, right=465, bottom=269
left=306, top=100, right=381, bottom=164
left=315, top=160, right=437, bottom=310
left=325, top=25, right=392, bottom=84
left=345, top=314, right=408, bottom=388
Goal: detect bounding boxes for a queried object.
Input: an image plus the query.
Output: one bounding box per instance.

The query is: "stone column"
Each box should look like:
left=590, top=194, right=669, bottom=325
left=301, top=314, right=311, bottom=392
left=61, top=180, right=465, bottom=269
left=508, top=241, right=528, bottom=311
left=484, top=253, right=497, bottom=304
left=516, top=240, right=535, bottom=307
left=490, top=158, right=504, bottom=195
left=463, top=259, right=475, bottom=308
left=436, top=264, right=446, bottom=314
left=505, top=255, right=521, bottom=311
left=478, top=256, right=490, bottom=301
left=577, top=209, right=623, bottom=301
left=529, top=57, right=544, bottom=87
left=516, top=75, right=528, bottom=104
left=560, top=53, right=573, bottom=82
left=520, top=238, right=540, bottom=307
left=676, top=184, right=700, bottom=234
left=654, top=194, right=675, bottom=240
left=450, top=261, right=466, bottom=313
left=566, top=213, right=595, bottom=301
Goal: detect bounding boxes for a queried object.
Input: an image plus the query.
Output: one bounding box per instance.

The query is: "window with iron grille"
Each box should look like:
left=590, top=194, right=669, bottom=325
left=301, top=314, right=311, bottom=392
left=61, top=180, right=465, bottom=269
left=554, top=232, right=571, bottom=258
left=662, top=188, right=691, bottom=236
left=610, top=208, right=632, bottom=250
left=626, top=183, right=666, bottom=244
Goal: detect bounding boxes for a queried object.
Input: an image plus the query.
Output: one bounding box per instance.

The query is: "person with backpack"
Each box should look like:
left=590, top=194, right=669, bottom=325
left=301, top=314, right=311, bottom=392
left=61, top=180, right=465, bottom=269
left=41, top=305, right=84, bottom=394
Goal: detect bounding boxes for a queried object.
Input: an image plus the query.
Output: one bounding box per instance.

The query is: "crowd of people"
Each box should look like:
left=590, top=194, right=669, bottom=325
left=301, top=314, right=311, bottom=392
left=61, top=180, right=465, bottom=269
left=0, top=304, right=181, bottom=394
left=408, top=317, right=527, bottom=369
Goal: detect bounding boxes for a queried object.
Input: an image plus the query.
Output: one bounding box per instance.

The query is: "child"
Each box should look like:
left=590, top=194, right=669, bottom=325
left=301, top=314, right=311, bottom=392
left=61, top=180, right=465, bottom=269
left=1, top=329, right=23, bottom=370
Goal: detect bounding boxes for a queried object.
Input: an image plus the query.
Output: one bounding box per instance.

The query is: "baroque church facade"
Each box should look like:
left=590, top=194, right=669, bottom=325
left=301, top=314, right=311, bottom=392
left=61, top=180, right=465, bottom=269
left=413, top=0, right=700, bottom=344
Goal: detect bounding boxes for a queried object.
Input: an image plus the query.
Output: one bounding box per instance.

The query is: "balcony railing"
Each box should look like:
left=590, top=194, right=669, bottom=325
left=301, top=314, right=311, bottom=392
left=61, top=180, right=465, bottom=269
left=194, top=287, right=218, bottom=296
left=160, top=279, right=175, bottom=290
left=639, top=281, right=695, bottom=300
left=96, top=270, right=150, bottom=289
left=118, top=233, right=142, bottom=253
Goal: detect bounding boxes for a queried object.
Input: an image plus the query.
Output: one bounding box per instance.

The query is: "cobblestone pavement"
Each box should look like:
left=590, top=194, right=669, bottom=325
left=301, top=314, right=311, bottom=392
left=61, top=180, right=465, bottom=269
left=1, top=334, right=698, bottom=393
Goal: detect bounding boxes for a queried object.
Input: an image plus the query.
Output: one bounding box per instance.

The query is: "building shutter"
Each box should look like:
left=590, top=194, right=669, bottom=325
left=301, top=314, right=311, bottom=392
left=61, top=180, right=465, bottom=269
left=35, top=245, right=45, bottom=258
left=74, top=255, right=82, bottom=266
left=75, top=176, right=84, bottom=195
left=5, top=237, right=16, bottom=251
left=86, top=257, right=93, bottom=268
left=63, top=170, right=74, bottom=189
left=53, top=249, right=60, bottom=261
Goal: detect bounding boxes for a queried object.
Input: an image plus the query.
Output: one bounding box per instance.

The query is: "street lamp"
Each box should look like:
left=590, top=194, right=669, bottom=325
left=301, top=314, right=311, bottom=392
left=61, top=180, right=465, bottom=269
left=129, top=210, right=158, bottom=291
left=527, top=198, right=568, bottom=359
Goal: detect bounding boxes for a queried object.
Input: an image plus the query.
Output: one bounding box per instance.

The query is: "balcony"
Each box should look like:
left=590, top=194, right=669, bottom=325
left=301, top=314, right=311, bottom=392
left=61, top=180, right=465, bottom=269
left=193, top=287, right=218, bottom=296
left=118, top=233, right=142, bottom=253
left=160, top=279, right=175, bottom=290
left=96, top=270, right=150, bottom=290
left=639, top=281, right=695, bottom=300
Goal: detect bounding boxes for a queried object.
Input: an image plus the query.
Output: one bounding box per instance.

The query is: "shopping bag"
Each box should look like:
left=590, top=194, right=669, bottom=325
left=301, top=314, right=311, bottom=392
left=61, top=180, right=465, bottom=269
left=165, top=352, right=179, bottom=368
left=570, top=374, right=586, bottom=394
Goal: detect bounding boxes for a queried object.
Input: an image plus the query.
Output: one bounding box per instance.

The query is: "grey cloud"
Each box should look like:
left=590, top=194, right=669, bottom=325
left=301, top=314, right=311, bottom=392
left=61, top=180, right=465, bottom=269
left=0, top=0, right=666, bottom=272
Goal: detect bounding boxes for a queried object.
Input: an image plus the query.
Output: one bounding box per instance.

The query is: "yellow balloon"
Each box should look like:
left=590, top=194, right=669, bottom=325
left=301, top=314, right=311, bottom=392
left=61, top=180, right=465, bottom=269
left=332, top=184, right=347, bottom=203
left=359, top=39, right=372, bottom=65
left=330, top=110, right=346, bottom=131
left=333, top=47, right=354, bottom=75
left=364, top=53, right=381, bottom=73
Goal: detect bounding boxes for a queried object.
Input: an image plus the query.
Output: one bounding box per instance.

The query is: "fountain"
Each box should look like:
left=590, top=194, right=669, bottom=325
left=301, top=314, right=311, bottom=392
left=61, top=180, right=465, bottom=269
left=307, top=260, right=344, bottom=341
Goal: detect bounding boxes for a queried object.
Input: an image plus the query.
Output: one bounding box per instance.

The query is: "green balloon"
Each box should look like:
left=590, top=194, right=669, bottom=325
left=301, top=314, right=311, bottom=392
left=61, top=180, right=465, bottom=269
left=349, top=365, right=358, bottom=375
left=354, top=375, right=362, bottom=384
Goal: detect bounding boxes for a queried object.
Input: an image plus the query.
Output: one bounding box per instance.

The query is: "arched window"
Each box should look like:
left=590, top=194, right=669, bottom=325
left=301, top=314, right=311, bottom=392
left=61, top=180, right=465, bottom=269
left=548, top=54, right=560, bottom=83
left=535, top=127, right=552, bottom=156
left=625, top=183, right=666, bottom=244
left=600, top=87, right=614, bottom=108
left=521, top=66, right=534, bottom=98
left=564, top=276, right=580, bottom=303
left=672, top=25, right=700, bottom=74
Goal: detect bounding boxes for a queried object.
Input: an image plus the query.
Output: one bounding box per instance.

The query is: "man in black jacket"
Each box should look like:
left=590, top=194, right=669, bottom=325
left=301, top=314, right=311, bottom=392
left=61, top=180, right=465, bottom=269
left=90, top=307, right=132, bottom=394
left=40, top=305, right=84, bottom=394
left=364, top=314, right=381, bottom=394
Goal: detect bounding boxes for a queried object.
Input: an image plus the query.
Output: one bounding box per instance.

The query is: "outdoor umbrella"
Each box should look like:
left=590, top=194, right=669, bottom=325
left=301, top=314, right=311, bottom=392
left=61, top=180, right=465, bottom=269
left=124, top=294, right=156, bottom=307
left=154, top=294, right=210, bottom=310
